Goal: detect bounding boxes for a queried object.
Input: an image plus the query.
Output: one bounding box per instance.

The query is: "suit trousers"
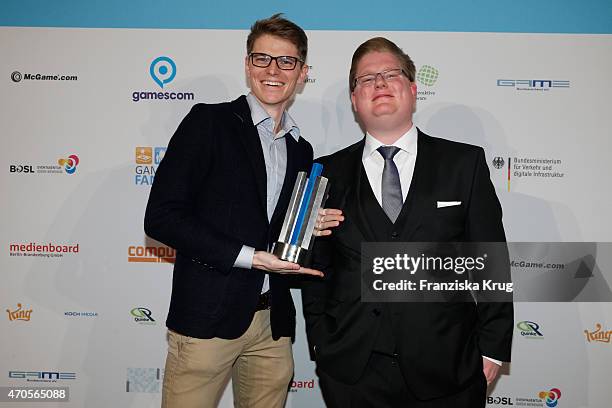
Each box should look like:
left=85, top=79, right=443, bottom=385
left=161, top=310, right=293, bottom=408
left=318, top=352, right=486, bottom=408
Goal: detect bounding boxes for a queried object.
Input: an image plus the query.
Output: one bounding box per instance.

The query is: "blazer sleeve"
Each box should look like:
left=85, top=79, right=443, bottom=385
left=144, top=104, right=242, bottom=273
left=467, top=147, right=514, bottom=362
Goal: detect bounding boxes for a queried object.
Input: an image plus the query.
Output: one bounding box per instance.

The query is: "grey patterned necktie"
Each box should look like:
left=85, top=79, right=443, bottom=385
left=377, top=146, right=403, bottom=223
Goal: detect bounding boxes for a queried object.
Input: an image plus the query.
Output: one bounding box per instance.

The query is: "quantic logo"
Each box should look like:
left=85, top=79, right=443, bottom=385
left=496, top=79, right=570, bottom=91
left=9, top=371, right=76, bottom=382
left=131, top=56, right=194, bottom=102
left=516, top=321, right=544, bottom=338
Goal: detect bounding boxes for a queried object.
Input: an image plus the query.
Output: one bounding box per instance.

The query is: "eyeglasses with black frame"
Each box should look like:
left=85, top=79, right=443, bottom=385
left=354, top=68, right=408, bottom=88
left=249, top=53, right=304, bottom=70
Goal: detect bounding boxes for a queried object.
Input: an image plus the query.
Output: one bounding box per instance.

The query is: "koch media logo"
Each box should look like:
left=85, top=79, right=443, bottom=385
left=131, top=307, right=156, bottom=325
left=128, top=245, right=175, bottom=263
left=9, top=242, right=80, bottom=259
left=584, top=323, right=612, bottom=344
left=134, top=146, right=166, bottom=185
left=416, top=64, right=438, bottom=101
left=6, top=303, right=33, bottom=322
left=9, top=154, right=79, bottom=175
left=9, top=371, right=77, bottom=382
left=64, top=311, right=98, bottom=318
left=491, top=155, right=565, bottom=192
left=126, top=368, right=164, bottom=393
left=132, top=56, right=195, bottom=102
left=516, top=321, right=544, bottom=339
left=11, top=70, right=78, bottom=83
left=497, top=79, right=570, bottom=91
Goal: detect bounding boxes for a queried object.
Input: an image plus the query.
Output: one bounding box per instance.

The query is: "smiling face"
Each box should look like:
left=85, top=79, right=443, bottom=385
left=245, top=34, right=308, bottom=117
left=351, top=51, right=417, bottom=140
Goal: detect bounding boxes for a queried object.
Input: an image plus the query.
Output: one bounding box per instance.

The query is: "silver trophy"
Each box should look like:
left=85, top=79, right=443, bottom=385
left=272, top=163, right=329, bottom=264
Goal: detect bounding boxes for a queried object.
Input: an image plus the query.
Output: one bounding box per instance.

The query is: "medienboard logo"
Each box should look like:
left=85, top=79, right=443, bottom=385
left=584, top=323, right=612, bottom=344
left=8, top=371, right=77, bottom=382
left=416, top=64, right=438, bottom=101
left=131, top=56, right=195, bottom=103
left=288, top=379, right=315, bottom=393
left=9, top=242, right=80, bottom=259
left=516, top=321, right=544, bottom=339
left=126, top=368, right=164, bottom=393
left=6, top=303, right=33, bottom=322
left=496, top=79, right=570, bottom=91
left=128, top=245, right=175, bottom=263
left=134, top=146, right=166, bottom=186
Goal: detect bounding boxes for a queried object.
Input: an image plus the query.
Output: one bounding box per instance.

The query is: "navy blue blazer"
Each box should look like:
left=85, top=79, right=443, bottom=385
left=145, top=95, right=313, bottom=340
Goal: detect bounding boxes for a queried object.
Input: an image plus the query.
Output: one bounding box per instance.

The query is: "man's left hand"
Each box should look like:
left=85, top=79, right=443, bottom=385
left=313, top=208, right=344, bottom=237
left=483, top=357, right=501, bottom=386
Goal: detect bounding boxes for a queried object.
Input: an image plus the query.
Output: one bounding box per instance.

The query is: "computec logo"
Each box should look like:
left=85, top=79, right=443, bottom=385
left=538, top=388, right=561, bottom=407
left=128, top=245, right=175, bottom=263
left=516, top=321, right=544, bottom=339
left=57, top=154, right=79, bottom=174
left=496, top=79, right=570, bottom=91
left=584, top=323, right=612, bottom=344
left=6, top=303, right=33, bottom=322
left=9, top=371, right=77, bottom=382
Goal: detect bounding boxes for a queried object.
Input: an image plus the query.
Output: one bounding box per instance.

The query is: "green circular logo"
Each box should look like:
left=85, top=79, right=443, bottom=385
left=416, top=65, right=439, bottom=86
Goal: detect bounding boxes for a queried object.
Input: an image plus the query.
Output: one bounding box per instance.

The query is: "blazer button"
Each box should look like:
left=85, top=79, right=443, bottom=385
left=391, top=231, right=399, bottom=239
left=372, top=309, right=381, bottom=317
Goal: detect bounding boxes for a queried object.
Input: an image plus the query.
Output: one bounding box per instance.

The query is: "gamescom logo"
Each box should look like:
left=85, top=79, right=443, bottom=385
left=6, top=303, right=33, bottom=322
left=516, top=321, right=544, bottom=339
left=496, top=79, right=570, bottom=91
left=126, top=368, right=163, bottom=393
left=134, top=146, right=166, bottom=186
left=538, top=388, right=561, bottom=407
left=131, top=56, right=195, bottom=102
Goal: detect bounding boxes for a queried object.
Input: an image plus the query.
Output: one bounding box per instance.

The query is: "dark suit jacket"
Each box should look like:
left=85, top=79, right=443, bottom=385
left=302, top=130, right=513, bottom=400
left=145, top=95, right=313, bottom=340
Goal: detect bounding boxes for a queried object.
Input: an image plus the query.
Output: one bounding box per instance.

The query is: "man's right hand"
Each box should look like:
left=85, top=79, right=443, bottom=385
left=253, top=251, right=323, bottom=277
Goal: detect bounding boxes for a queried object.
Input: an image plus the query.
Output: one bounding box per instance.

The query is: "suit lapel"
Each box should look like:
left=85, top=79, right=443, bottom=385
left=231, top=96, right=268, bottom=220
left=397, top=130, right=435, bottom=241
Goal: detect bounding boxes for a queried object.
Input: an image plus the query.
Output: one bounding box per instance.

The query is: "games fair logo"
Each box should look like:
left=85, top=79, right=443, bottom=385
left=132, top=56, right=195, bottom=102
left=126, top=368, right=163, bottom=393
left=9, top=242, right=80, bottom=259
left=516, top=321, right=544, bottom=339
left=128, top=245, right=175, bottom=263
left=6, top=303, right=33, bottom=322
left=416, top=65, right=438, bottom=101
left=584, top=323, right=612, bottom=344
left=134, top=146, right=166, bottom=186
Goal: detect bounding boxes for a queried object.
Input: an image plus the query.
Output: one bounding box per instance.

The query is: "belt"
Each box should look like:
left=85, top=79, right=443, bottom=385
left=256, top=291, right=271, bottom=311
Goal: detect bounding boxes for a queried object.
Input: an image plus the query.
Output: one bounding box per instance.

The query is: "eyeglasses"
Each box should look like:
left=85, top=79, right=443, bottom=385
left=354, top=68, right=408, bottom=88
left=249, top=52, right=303, bottom=70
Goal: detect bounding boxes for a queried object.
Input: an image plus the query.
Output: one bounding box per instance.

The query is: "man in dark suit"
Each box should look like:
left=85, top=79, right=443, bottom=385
left=144, top=14, right=325, bottom=408
left=302, top=37, right=513, bottom=407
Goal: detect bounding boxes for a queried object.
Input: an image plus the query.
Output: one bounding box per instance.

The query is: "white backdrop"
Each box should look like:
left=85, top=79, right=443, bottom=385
left=2, top=27, right=612, bottom=407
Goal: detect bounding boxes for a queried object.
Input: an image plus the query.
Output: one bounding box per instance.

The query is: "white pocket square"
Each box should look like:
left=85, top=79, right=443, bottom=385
left=437, top=201, right=461, bottom=208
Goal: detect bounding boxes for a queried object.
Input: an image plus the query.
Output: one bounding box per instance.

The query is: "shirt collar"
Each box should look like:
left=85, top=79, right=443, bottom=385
left=246, top=93, right=300, bottom=141
left=363, top=125, right=418, bottom=160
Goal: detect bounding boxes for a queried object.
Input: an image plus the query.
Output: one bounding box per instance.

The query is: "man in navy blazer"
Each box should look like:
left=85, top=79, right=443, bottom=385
left=302, top=37, right=513, bottom=408
left=145, top=14, right=325, bottom=408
